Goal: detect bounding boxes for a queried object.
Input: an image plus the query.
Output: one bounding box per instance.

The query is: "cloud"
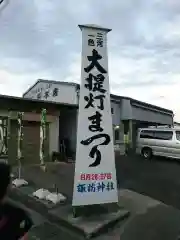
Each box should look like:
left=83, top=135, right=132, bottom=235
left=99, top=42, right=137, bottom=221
left=0, top=0, right=180, bottom=120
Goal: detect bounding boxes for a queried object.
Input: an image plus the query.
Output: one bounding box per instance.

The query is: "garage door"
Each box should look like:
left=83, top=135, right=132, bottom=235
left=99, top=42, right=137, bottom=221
left=8, top=120, right=49, bottom=166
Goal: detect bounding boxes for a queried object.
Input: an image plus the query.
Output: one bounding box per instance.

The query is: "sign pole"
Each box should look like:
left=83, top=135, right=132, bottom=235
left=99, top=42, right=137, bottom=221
left=40, top=108, right=47, bottom=170
left=72, top=24, right=118, bottom=215
left=17, top=112, right=24, bottom=179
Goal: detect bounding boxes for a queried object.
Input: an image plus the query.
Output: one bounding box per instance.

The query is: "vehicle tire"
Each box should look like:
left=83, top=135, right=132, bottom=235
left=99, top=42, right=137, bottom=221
left=142, top=148, right=152, bottom=160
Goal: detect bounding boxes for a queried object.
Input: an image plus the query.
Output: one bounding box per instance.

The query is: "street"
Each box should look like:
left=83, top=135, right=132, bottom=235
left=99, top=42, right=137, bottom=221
left=11, top=154, right=180, bottom=239
left=14, top=154, right=180, bottom=211
left=116, top=154, right=180, bottom=210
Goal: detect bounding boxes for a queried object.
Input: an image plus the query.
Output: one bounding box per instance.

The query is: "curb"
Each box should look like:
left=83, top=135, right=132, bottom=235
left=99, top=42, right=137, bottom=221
left=9, top=189, right=130, bottom=239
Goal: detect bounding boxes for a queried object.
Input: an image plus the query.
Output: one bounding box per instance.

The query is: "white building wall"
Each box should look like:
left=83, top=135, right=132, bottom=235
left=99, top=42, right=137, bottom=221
left=111, top=101, right=121, bottom=126
left=24, top=80, right=78, bottom=105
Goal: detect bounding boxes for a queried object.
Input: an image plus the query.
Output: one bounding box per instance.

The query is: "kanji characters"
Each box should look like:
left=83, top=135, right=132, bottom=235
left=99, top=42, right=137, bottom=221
left=88, top=111, right=103, bottom=132
left=84, top=49, right=107, bottom=74
left=53, top=87, right=59, bottom=97
left=76, top=181, right=115, bottom=193
left=81, top=133, right=110, bottom=167
left=85, top=73, right=106, bottom=93
left=84, top=93, right=105, bottom=110
left=77, top=184, right=86, bottom=193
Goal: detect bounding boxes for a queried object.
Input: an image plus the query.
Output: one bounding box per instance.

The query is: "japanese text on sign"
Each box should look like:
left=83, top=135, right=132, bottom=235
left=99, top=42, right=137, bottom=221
left=88, top=33, right=104, bottom=47
left=80, top=47, right=111, bottom=168
left=77, top=181, right=114, bottom=193
left=72, top=25, right=118, bottom=207
left=80, top=172, right=112, bottom=180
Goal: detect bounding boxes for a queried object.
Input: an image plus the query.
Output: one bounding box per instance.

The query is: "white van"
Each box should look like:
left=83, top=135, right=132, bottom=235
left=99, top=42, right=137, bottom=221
left=136, top=127, right=180, bottom=160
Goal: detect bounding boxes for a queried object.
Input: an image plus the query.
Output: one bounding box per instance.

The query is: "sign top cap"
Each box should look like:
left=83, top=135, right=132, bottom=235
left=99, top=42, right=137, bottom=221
left=78, top=24, right=112, bottom=32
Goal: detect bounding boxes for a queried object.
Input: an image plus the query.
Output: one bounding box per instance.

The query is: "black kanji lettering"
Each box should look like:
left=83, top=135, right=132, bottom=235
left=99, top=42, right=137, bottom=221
left=95, top=94, right=105, bottom=110
left=88, top=39, right=95, bottom=46
left=81, top=133, right=111, bottom=167
left=85, top=73, right=106, bottom=93
left=84, top=93, right=95, bottom=108
left=53, top=87, right=59, bottom=97
left=44, top=91, right=49, bottom=99
left=84, top=49, right=107, bottom=74
left=93, top=74, right=106, bottom=93
left=37, top=92, right=41, bottom=99
left=96, top=38, right=103, bottom=47
left=84, top=93, right=105, bottom=110
left=85, top=74, right=93, bottom=91
left=88, top=111, right=103, bottom=132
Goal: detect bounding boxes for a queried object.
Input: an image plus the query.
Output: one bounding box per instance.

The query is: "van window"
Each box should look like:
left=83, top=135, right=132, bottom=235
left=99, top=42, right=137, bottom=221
left=154, top=131, right=173, bottom=140
left=140, top=130, right=173, bottom=140
left=140, top=130, right=155, bottom=139
left=176, top=131, right=180, bottom=141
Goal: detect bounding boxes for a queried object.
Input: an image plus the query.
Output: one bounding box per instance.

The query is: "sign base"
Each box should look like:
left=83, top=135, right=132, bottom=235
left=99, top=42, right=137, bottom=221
left=72, top=203, right=118, bottom=218
left=49, top=203, right=130, bottom=238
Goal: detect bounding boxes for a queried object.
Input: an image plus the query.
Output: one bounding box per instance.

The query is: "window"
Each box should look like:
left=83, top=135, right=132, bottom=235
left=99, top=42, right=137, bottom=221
left=140, top=130, right=154, bottom=139
left=176, top=131, right=180, bottom=141
left=154, top=131, right=173, bottom=140
left=111, top=108, right=114, bottom=114
left=140, top=130, right=173, bottom=140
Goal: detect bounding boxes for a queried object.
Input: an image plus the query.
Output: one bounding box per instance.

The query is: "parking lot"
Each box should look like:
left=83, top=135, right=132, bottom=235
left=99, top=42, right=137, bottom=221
left=116, top=154, right=180, bottom=210
left=11, top=154, right=180, bottom=239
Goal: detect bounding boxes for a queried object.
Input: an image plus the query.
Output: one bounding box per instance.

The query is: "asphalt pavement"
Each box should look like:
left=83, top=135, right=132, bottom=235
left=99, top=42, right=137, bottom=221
left=10, top=154, right=180, bottom=239
left=14, top=154, right=180, bottom=210
left=116, top=154, right=180, bottom=210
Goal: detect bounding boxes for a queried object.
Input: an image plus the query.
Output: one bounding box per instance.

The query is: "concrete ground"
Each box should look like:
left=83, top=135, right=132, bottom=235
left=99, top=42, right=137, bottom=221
left=13, top=154, right=180, bottom=209
left=9, top=189, right=180, bottom=240
left=97, top=189, right=180, bottom=240
left=116, top=154, right=180, bottom=210
left=10, top=154, right=180, bottom=239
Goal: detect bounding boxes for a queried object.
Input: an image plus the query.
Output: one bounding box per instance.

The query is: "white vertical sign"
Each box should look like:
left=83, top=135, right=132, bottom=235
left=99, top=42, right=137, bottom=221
left=72, top=24, right=118, bottom=207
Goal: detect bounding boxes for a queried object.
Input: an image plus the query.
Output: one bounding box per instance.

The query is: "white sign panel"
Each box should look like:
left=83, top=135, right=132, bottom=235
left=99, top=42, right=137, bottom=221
left=72, top=24, right=118, bottom=207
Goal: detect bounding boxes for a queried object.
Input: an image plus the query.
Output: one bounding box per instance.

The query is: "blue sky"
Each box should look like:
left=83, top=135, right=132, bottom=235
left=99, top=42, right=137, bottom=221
left=0, top=0, right=180, bottom=120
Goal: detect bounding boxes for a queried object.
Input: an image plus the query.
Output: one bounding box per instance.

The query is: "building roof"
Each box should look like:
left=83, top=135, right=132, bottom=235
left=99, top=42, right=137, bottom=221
left=23, top=79, right=173, bottom=115
left=22, top=79, right=79, bottom=97
left=0, top=93, right=77, bottom=112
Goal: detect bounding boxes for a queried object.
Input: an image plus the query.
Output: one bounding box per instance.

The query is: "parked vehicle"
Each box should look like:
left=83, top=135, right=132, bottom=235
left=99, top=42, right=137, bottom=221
left=136, top=127, right=180, bottom=160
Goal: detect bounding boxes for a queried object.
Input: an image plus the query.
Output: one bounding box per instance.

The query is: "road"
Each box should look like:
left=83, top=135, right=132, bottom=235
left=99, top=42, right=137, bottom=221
left=13, top=154, right=180, bottom=210
left=10, top=154, right=180, bottom=239
left=116, top=154, right=180, bottom=210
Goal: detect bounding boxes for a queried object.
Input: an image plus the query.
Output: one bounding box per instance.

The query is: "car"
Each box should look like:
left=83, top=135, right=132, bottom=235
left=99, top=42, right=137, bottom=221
left=136, top=127, right=180, bottom=160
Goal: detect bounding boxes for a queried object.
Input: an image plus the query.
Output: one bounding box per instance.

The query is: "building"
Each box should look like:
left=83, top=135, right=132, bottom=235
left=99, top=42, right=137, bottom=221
left=174, top=121, right=180, bottom=127
left=23, top=79, right=174, bottom=155
left=0, top=93, right=75, bottom=164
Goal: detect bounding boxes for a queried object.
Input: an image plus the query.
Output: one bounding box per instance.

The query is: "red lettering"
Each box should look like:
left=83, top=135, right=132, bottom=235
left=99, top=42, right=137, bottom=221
left=81, top=173, right=112, bottom=181
left=80, top=174, right=86, bottom=180
left=107, top=173, right=112, bottom=179
left=100, top=173, right=105, bottom=180
left=91, top=174, right=98, bottom=180
left=86, top=174, right=91, bottom=180
left=94, top=174, right=98, bottom=180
